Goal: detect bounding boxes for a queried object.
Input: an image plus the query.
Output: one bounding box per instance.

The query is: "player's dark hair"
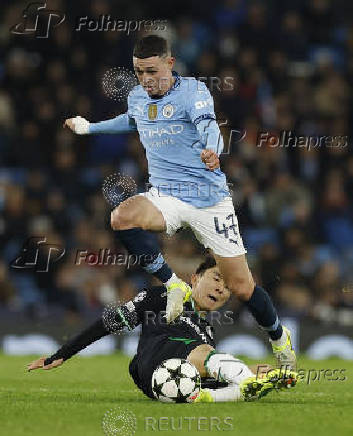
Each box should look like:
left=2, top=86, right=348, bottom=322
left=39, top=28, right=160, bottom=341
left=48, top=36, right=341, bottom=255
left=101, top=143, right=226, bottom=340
left=195, top=256, right=217, bottom=276
left=133, top=35, right=170, bottom=59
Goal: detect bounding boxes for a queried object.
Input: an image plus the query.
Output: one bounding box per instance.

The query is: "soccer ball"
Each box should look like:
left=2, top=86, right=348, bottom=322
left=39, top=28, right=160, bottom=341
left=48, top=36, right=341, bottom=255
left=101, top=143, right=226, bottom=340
left=152, top=358, right=201, bottom=403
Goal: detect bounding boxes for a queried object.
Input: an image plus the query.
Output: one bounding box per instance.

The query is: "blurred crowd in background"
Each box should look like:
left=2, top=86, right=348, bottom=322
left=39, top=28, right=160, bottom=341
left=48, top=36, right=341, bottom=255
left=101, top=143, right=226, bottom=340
left=0, top=0, right=352, bottom=326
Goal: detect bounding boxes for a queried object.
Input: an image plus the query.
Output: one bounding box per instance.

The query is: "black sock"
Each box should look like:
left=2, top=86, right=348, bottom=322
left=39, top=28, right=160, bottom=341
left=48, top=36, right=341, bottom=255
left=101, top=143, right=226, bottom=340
left=245, top=285, right=283, bottom=340
left=114, top=228, right=173, bottom=283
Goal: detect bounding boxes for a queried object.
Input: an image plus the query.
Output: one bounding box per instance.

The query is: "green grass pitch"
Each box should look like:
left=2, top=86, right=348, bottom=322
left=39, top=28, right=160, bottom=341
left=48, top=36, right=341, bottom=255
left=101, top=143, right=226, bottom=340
left=1, top=353, right=352, bottom=436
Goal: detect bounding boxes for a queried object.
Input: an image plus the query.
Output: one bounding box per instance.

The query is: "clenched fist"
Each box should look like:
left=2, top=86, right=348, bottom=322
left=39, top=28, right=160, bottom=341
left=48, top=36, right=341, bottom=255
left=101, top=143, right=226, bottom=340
left=200, top=149, right=220, bottom=171
left=63, top=115, right=90, bottom=134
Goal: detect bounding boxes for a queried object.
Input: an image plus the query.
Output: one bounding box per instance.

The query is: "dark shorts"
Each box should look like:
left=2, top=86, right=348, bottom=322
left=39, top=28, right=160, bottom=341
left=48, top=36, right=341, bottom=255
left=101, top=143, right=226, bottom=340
left=129, top=338, right=206, bottom=399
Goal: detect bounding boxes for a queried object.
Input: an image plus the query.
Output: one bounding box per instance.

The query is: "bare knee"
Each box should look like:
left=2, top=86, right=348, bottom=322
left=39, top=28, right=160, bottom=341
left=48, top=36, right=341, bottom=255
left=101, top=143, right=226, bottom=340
left=110, top=203, right=138, bottom=230
left=226, top=275, right=255, bottom=301
left=187, top=344, right=214, bottom=377
left=110, top=197, right=165, bottom=232
left=214, top=254, right=256, bottom=302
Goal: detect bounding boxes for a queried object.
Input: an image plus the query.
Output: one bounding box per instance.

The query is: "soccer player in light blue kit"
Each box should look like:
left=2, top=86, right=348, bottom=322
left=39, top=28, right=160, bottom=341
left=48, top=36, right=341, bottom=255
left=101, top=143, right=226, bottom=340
left=64, top=35, right=296, bottom=370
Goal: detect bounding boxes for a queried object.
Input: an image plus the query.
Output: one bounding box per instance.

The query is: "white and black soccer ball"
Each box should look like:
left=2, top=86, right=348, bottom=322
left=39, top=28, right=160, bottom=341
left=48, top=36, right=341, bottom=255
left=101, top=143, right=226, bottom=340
left=152, top=358, right=201, bottom=403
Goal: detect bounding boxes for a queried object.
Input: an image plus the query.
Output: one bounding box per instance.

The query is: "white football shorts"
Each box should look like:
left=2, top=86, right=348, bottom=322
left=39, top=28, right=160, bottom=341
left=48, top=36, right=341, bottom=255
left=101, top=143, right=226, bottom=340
left=139, top=187, right=247, bottom=257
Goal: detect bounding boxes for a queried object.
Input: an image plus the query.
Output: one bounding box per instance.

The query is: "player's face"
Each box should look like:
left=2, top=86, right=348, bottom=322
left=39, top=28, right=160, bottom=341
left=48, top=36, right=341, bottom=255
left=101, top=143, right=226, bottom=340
left=133, top=56, right=175, bottom=97
left=191, top=267, right=230, bottom=311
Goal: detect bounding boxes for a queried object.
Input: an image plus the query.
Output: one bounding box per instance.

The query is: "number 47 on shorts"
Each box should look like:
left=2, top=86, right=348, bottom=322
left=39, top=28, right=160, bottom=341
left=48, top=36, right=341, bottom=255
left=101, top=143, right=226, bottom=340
left=214, top=213, right=239, bottom=244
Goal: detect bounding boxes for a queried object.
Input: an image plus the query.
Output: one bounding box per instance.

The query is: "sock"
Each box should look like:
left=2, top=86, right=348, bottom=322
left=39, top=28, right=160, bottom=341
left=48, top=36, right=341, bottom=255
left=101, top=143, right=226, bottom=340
left=114, top=228, right=173, bottom=283
left=246, top=285, right=283, bottom=340
left=203, top=384, right=242, bottom=402
left=205, top=352, right=254, bottom=385
left=270, top=330, right=287, bottom=347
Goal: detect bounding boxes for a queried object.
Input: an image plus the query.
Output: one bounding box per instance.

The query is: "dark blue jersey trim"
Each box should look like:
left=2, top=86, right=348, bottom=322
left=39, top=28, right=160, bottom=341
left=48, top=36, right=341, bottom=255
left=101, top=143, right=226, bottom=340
left=193, top=114, right=216, bottom=125
left=163, top=71, right=181, bottom=97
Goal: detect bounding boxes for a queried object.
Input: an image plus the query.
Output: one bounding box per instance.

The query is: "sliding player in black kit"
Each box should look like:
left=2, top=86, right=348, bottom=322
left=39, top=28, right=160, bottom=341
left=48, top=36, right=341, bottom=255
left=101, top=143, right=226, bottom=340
left=28, top=257, right=297, bottom=402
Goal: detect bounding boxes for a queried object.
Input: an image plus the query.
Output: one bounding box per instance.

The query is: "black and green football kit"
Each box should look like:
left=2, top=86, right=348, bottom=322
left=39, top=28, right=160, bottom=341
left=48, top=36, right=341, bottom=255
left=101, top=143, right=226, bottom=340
left=45, top=285, right=226, bottom=399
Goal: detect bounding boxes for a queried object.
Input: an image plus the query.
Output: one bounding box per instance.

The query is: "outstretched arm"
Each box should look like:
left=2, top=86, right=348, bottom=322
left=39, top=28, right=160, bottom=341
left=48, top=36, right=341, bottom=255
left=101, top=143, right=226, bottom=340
left=27, top=286, right=166, bottom=372
left=89, top=113, right=137, bottom=134
left=63, top=113, right=137, bottom=135
left=27, top=318, right=114, bottom=371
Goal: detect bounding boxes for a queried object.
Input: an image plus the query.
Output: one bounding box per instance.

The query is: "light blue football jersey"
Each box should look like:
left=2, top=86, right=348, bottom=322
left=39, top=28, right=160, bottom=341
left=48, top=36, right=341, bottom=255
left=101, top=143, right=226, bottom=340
left=126, top=73, right=230, bottom=207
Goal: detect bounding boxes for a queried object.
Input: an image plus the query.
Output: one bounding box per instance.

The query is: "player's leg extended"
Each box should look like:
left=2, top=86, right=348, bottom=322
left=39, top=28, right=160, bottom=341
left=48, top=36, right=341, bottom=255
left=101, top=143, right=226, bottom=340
left=214, top=253, right=296, bottom=370
left=110, top=195, right=191, bottom=305
left=187, top=344, right=250, bottom=402
left=187, top=344, right=297, bottom=402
